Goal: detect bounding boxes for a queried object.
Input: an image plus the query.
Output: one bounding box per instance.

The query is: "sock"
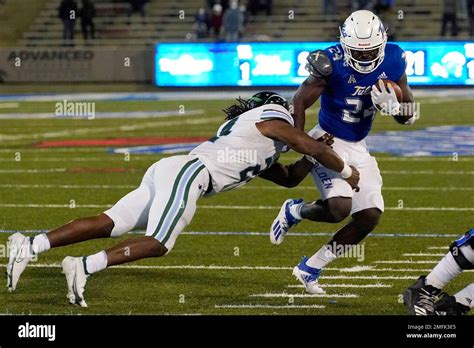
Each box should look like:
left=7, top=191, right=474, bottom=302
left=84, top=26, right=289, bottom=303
left=426, top=252, right=461, bottom=289
left=84, top=250, right=108, bottom=275
left=460, top=244, right=474, bottom=264
left=454, top=284, right=474, bottom=308
left=31, top=234, right=51, bottom=254
left=289, top=202, right=303, bottom=220
left=306, top=244, right=337, bottom=269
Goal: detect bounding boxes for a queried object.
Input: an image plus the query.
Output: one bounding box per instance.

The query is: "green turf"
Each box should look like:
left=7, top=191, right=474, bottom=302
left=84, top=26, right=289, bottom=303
left=0, top=97, right=472, bottom=315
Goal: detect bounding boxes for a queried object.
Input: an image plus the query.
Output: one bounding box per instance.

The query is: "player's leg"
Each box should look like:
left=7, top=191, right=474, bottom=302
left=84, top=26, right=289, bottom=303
left=270, top=161, right=353, bottom=245
left=404, top=229, right=474, bottom=315
left=62, top=156, right=210, bottom=307
left=431, top=283, right=473, bottom=315
left=292, top=156, right=384, bottom=294
left=6, top=164, right=157, bottom=292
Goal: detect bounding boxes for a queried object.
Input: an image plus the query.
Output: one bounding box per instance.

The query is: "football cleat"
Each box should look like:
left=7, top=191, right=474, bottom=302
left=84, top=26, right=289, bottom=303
left=62, top=256, right=89, bottom=308
left=292, top=256, right=325, bottom=294
left=434, top=293, right=471, bottom=316
left=270, top=198, right=303, bottom=245
left=403, top=275, right=442, bottom=316
left=6, top=233, right=35, bottom=292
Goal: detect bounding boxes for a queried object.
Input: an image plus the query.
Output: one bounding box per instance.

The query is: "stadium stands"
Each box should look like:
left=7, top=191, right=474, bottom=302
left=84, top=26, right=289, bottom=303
left=15, top=0, right=473, bottom=47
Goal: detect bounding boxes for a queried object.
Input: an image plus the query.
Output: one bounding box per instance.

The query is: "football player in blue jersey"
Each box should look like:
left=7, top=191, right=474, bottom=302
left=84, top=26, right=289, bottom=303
left=270, top=10, right=418, bottom=294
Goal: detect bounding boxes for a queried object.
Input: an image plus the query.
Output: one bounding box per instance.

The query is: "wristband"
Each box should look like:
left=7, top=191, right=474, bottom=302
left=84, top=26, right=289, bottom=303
left=304, top=154, right=318, bottom=165
left=340, top=163, right=352, bottom=179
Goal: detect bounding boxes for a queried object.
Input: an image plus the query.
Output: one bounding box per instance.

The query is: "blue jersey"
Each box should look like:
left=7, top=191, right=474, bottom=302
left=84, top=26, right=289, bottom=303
left=319, top=43, right=407, bottom=141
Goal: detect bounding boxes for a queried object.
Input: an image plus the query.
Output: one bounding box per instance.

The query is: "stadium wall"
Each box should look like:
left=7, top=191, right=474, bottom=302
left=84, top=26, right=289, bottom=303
left=0, top=47, right=154, bottom=83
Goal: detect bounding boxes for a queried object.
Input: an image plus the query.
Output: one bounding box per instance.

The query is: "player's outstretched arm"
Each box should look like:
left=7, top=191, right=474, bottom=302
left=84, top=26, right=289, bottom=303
left=259, top=157, right=314, bottom=188
left=394, top=72, right=417, bottom=125
left=256, top=120, right=359, bottom=190
left=292, top=75, right=326, bottom=130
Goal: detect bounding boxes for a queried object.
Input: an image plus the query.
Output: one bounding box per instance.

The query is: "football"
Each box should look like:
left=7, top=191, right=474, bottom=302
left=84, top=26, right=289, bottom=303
left=374, top=79, right=403, bottom=102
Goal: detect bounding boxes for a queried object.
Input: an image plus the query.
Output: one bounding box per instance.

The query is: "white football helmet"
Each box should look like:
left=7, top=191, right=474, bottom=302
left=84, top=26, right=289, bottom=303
left=339, top=10, right=387, bottom=74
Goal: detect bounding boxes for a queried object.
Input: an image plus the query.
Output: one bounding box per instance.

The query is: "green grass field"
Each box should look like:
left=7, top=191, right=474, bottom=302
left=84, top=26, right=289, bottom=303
left=0, top=95, right=473, bottom=315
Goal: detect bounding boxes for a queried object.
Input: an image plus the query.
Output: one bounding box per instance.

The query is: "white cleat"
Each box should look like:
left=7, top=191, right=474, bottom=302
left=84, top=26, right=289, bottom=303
left=6, top=233, right=35, bottom=292
left=270, top=198, right=303, bottom=245
left=292, top=257, right=325, bottom=295
left=62, top=256, right=89, bottom=308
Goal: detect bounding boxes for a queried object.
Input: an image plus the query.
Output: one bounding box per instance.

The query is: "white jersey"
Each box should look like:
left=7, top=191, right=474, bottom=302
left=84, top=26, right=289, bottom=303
left=190, top=104, right=294, bottom=194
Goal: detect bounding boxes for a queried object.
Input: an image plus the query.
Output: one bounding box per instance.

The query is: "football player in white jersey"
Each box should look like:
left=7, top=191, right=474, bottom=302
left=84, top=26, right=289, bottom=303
left=7, top=92, right=359, bottom=307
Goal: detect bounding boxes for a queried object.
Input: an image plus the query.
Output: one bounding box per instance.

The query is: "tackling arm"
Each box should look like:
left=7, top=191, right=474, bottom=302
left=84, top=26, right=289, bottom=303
left=394, top=72, right=417, bottom=125
left=259, top=157, right=314, bottom=188
left=256, top=120, right=359, bottom=190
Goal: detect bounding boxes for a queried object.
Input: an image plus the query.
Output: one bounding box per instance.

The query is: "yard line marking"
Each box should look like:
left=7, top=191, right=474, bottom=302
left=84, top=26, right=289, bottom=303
left=0, top=263, right=457, bottom=273
left=403, top=253, right=445, bottom=257
left=0, top=102, right=19, bottom=109
left=0, top=230, right=461, bottom=238
left=250, top=293, right=359, bottom=298
left=0, top=110, right=205, bottom=120
left=0, top=201, right=442, bottom=212
left=0, top=158, right=155, bottom=162
left=427, top=246, right=449, bottom=250
left=198, top=205, right=474, bottom=212
left=287, top=283, right=392, bottom=288
left=215, top=304, right=326, bottom=309
left=2, top=183, right=473, bottom=192
left=374, top=260, right=439, bottom=264
left=317, top=275, right=418, bottom=280
left=241, top=186, right=474, bottom=191
left=0, top=168, right=67, bottom=174
left=382, top=170, right=474, bottom=175
left=1, top=203, right=473, bottom=211
left=0, top=184, right=136, bottom=189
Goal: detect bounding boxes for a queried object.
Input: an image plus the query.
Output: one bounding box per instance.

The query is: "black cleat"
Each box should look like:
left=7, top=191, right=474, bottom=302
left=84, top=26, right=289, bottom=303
left=403, top=275, right=443, bottom=316
left=434, top=293, right=471, bottom=316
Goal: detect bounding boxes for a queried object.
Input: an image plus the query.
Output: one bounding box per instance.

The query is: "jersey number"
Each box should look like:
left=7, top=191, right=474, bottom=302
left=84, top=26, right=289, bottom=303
left=342, top=97, right=376, bottom=123
left=209, top=117, right=238, bottom=142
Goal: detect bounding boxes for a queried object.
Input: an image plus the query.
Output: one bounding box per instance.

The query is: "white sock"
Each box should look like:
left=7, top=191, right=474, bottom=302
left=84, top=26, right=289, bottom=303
left=289, top=202, right=303, bottom=220
left=84, top=250, right=108, bottom=275
left=306, top=244, right=337, bottom=269
left=31, top=234, right=51, bottom=254
left=460, top=244, right=474, bottom=264
left=454, top=284, right=474, bottom=308
left=426, top=252, right=461, bottom=289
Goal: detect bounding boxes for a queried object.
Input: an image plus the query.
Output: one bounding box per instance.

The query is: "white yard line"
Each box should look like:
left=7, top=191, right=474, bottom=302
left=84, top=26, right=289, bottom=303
left=427, top=246, right=449, bottom=250
left=0, top=102, right=19, bottom=109
left=403, top=253, right=445, bottom=257
left=0, top=230, right=461, bottom=240
left=319, top=275, right=419, bottom=280
left=0, top=203, right=472, bottom=211
left=1, top=183, right=473, bottom=192
left=249, top=293, right=359, bottom=298
left=287, top=283, right=392, bottom=288
left=0, top=168, right=67, bottom=173
left=215, top=304, right=326, bottom=309
left=0, top=263, right=456, bottom=273
left=374, top=260, right=439, bottom=264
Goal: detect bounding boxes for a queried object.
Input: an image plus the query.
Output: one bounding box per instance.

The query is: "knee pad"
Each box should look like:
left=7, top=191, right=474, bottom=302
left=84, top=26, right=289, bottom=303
left=449, top=229, right=474, bottom=270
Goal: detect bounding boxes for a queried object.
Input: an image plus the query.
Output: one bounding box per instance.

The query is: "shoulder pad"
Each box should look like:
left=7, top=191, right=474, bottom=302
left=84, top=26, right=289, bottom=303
left=305, top=50, right=332, bottom=80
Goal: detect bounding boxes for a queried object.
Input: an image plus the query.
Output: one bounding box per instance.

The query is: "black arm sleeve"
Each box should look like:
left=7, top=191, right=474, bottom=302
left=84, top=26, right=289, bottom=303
left=305, top=50, right=333, bottom=81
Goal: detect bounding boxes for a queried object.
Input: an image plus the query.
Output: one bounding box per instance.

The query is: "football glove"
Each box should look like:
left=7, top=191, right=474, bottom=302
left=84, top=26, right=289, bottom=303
left=370, top=80, right=401, bottom=116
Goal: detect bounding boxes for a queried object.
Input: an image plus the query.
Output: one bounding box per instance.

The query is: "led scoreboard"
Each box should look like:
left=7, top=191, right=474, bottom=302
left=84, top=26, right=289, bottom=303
left=155, top=41, right=474, bottom=87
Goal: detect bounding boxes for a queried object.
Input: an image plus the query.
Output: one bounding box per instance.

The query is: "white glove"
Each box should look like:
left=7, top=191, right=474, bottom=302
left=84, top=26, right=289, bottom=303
left=370, top=80, right=401, bottom=116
